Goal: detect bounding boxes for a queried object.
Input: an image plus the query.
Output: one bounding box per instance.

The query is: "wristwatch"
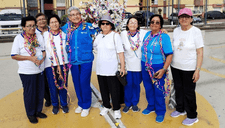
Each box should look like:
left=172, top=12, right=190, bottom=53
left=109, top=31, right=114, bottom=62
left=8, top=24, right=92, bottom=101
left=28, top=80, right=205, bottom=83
left=196, top=67, right=201, bottom=71
left=162, top=68, right=167, bottom=72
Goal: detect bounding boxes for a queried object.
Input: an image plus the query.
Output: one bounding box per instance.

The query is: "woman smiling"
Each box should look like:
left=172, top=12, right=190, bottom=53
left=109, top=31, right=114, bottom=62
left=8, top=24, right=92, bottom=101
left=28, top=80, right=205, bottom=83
left=43, top=14, right=69, bottom=115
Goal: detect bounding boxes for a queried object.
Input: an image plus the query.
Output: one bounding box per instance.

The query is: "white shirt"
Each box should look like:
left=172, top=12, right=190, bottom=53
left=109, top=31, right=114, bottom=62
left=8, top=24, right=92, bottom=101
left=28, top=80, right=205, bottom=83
left=121, top=29, right=148, bottom=71
left=171, top=26, right=204, bottom=71
left=11, top=34, right=45, bottom=74
left=93, top=32, right=124, bottom=76
left=43, top=31, right=68, bottom=68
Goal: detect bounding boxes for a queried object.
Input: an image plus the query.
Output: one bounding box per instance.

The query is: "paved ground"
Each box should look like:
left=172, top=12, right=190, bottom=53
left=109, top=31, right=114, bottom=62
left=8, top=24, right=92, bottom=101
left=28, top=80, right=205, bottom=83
left=0, top=28, right=224, bottom=127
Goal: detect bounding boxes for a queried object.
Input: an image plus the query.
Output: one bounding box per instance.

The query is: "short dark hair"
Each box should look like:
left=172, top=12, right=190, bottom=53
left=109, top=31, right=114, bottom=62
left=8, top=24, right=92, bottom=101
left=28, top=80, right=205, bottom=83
left=149, top=14, right=164, bottom=29
left=47, top=14, right=62, bottom=25
left=35, top=12, right=47, bottom=19
left=21, top=16, right=36, bottom=27
left=98, top=20, right=115, bottom=30
left=126, top=16, right=140, bottom=31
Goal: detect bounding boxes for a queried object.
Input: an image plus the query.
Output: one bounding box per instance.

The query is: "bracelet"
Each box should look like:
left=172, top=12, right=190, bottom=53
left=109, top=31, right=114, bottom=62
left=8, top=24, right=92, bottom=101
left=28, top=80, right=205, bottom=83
left=162, top=68, right=167, bottom=72
left=196, top=67, right=201, bottom=71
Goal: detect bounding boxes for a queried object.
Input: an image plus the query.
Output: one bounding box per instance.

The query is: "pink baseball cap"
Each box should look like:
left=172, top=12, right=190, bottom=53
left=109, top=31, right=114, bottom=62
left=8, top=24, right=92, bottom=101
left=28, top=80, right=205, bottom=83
left=178, top=8, right=193, bottom=17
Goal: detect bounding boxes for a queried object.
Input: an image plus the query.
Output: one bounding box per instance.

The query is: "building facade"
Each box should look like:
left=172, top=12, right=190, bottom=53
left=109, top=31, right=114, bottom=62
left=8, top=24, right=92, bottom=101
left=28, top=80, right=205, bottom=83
left=0, top=0, right=224, bottom=18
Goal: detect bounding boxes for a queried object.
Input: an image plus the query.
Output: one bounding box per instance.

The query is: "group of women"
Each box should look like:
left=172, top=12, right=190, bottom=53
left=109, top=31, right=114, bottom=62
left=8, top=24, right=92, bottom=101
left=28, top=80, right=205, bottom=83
left=11, top=6, right=203, bottom=126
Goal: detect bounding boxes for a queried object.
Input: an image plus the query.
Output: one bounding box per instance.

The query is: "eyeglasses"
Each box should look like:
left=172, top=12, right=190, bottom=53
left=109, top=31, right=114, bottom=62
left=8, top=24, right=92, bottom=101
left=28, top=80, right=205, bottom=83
left=69, top=13, right=81, bottom=17
left=179, top=15, right=191, bottom=19
left=37, top=18, right=46, bottom=22
left=129, top=22, right=138, bottom=25
left=50, top=21, right=59, bottom=24
left=150, top=21, right=160, bottom=25
left=26, top=25, right=36, bottom=29
left=101, top=23, right=110, bottom=26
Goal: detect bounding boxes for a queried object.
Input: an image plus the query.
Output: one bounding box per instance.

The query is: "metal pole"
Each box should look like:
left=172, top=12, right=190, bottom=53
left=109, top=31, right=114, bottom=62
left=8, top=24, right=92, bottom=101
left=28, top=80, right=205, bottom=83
left=41, top=0, right=44, bottom=13
left=204, top=0, right=207, bottom=25
left=146, top=0, right=149, bottom=28
left=168, top=0, right=170, bottom=18
left=70, top=0, right=72, bottom=6
left=23, top=0, right=26, bottom=17
left=172, top=0, right=174, bottom=25
left=178, top=0, right=180, bottom=26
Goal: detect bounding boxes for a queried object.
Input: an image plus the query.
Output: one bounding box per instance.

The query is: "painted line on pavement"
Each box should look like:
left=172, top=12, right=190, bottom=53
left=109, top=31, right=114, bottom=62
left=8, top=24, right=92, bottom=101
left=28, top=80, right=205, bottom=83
left=0, top=57, right=10, bottom=60
left=208, top=56, right=225, bottom=64
left=201, top=68, right=225, bottom=78
left=91, top=83, right=126, bottom=128
left=208, top=45, right=225, bottom=49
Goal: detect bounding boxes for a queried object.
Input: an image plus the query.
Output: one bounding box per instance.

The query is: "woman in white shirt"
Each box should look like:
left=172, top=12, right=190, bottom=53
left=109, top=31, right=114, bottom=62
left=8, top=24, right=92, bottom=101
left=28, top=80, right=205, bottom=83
left=170, top=8, right=204, bottom=126
left=93, top=14, right=125, bottom=119
left=120, top=16, right=147, bottom=113
left=43, top=15, right=69, bottom=115
left=11, top=16, right=47, bottom=123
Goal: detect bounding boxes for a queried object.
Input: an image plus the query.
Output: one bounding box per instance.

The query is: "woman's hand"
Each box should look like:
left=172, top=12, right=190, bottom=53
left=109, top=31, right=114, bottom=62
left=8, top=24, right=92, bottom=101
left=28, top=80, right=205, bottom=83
left=161, top=28, right=168, bottom=34
left=154, top=69, right=165, bottom=79
left=192, top=70, right=200, bottom=83
left=29, top=56, right=40, bottom=66
left=120, top=67, right=126, bottom=77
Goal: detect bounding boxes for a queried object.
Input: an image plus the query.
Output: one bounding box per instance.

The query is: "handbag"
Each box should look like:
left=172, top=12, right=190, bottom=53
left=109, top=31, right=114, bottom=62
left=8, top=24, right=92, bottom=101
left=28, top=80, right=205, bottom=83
left=116, top=71, right=127, bottom=86
left=113, top=33, right=127, bottom=86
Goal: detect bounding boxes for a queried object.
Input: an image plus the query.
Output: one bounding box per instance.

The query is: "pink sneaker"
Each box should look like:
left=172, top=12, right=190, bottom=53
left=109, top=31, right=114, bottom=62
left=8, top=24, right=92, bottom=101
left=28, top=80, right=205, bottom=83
left=182, top=118, right=199, bottom=126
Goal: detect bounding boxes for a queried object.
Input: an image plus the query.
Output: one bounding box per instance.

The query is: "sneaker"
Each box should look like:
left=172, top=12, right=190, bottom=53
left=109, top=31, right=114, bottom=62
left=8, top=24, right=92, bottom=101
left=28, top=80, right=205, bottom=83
left=132, top=106, right=140, bottom=112
left=156, top=115, right=164, bottom=123
left=75, top=106, right=82, bottom=113
left=114, top=110, right=122, bottom=119
left=182, top=118, right=199, bottom=126
left=28, top=116, right=38, bottom=124
left=81, top=108, right=90, bottom=117
left=142, top=109, right=155, bottom=115
left=122, top=106, right=131, bottom=113
left=52, top=106, right=59, bottom=114
left=36, top=112, right=47, bottom=118
left=62, top=105, right=69, bottom=113
left=45, top=101, right=51, bottom=107
left=100, top=107, right=111, bottom=116
left=170, top=111, right=186, bottom=118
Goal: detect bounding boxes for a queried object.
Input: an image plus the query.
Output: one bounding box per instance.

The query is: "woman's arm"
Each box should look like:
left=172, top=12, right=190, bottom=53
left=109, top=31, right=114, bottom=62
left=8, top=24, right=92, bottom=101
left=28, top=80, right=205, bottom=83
left=192, top=47, right=203, bottom=83
left=155, top=54, right=173, bottom=79
left=12, top=55, right=38, bottom=64
left=118, top=52, right=126, bottom=77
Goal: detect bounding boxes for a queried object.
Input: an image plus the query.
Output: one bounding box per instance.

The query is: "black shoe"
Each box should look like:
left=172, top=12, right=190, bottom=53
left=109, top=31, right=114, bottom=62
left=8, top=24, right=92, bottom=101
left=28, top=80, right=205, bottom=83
left=28, top=116, right=38, bottom=124
left=45, top=101, right=51, bottom=107
left=52, top=106, right=59, bottom=114
left=36, top=112, right=47, bottom=118
left=62, top=105, right=69, bottom=113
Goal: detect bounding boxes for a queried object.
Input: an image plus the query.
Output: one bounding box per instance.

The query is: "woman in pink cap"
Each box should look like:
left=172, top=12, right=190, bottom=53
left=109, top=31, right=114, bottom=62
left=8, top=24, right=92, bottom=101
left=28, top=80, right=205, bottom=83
left=170, top=8, right=204, bottom=126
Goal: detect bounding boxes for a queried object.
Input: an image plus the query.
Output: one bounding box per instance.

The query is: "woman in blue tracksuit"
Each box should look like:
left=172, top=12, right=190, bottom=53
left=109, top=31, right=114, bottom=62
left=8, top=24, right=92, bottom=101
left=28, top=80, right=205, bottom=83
left=61, top=6, right=97, bottom=117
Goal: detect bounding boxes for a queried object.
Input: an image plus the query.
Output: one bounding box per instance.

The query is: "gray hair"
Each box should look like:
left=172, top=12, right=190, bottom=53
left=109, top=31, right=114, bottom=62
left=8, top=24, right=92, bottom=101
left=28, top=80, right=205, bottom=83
left=68, top=6, right=81, bottom=15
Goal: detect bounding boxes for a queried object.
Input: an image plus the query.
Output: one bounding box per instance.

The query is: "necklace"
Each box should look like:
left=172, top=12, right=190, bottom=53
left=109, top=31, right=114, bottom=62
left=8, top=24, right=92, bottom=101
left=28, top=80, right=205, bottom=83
left=23, top=31, right=39, bottom=56
left=143, top=30, right=170, bottom=97
left=49, top=30, right=68, bottom=90
left=127, top=30, right=140, bottom=51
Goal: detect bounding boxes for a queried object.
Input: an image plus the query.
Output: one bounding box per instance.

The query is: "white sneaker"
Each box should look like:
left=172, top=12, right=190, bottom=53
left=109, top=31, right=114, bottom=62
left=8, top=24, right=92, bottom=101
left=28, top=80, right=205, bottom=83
left=114, top=110, right=122, bottom=119
left=81, top=108, right=90, bottom=117
left=75, top=106, right=82, bottom=113
left=100, top=107, right=111, bottom=116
